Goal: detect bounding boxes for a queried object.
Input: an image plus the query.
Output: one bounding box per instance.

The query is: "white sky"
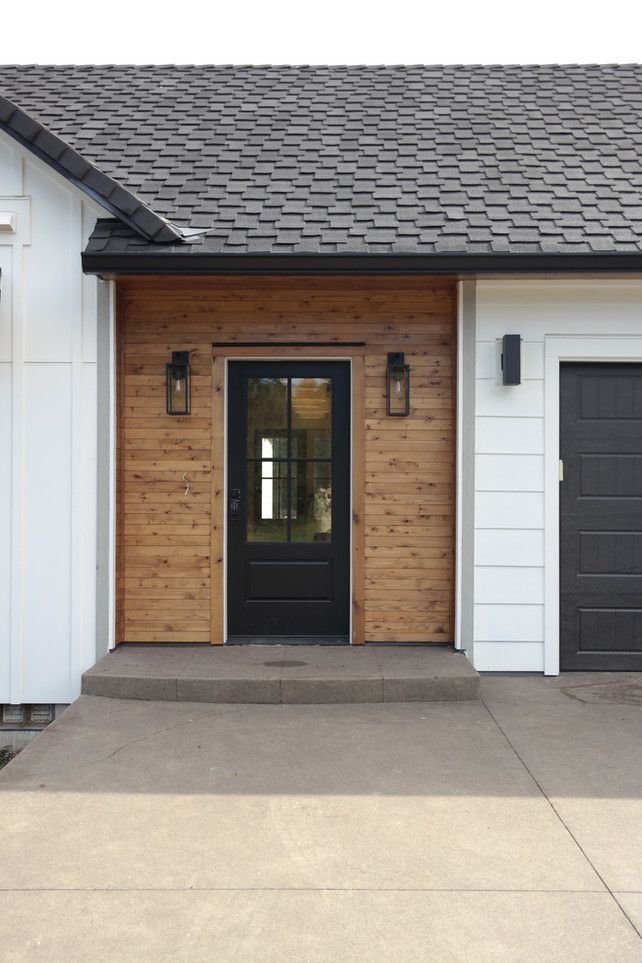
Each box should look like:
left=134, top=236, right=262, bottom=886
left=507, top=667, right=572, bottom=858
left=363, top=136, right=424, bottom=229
left=4, top=0, right=642, bottom=64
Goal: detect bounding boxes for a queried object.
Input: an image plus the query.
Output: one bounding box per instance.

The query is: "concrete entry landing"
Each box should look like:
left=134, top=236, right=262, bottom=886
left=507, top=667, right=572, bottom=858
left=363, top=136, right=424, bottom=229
left=82, top=644, right=480, bottom=704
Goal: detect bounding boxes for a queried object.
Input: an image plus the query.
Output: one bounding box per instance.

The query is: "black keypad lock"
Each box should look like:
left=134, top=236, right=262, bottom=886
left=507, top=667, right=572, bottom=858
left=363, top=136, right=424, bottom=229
left=229, top=488, right=241, bottom=520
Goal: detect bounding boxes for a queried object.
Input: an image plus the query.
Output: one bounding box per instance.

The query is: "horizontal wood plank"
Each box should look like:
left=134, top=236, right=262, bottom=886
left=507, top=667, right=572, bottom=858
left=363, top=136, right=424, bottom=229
left=118, top=275, right=455, bottom=644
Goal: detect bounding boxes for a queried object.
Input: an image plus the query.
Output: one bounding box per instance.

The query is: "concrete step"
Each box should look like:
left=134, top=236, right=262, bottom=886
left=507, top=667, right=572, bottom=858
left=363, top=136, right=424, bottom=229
left=82, top=644, right=479, bottom=705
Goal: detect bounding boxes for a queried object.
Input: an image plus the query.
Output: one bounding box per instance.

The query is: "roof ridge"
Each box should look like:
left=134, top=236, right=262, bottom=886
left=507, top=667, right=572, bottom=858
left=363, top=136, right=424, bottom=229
left=0, top=93, right=184, bottom=244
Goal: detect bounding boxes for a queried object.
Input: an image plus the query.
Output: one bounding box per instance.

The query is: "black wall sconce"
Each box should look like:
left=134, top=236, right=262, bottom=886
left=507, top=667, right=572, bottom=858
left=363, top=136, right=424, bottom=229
left=386, top=352, right=410, bottom=416
left=501, top=335, right=521, bottom=386
left=166, top=351, right=191, bottom=415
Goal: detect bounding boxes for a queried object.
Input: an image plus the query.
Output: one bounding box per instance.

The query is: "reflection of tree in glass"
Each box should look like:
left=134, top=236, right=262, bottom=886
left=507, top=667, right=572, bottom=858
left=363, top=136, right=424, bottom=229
left=247, top=378, right=287, bottom=458
left=315, top=484, right=332, bottom=534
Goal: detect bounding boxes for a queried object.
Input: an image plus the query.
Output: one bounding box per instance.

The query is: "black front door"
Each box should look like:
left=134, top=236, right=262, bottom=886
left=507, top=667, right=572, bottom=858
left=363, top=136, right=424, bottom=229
left=227, top=361, right=350, bottom=641
left=560, top=362, right=642, bottom=671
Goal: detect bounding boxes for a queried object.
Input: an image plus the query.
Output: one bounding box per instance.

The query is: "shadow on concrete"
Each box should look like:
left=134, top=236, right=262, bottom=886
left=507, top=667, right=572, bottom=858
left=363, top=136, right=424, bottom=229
left=0, top=677, right=640, bottom=799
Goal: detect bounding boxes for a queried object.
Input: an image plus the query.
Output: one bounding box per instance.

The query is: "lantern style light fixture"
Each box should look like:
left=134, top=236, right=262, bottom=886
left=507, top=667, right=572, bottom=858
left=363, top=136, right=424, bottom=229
left=386, top=352, right=410, bottom=416
left=166, top=351, right=191, bottom=415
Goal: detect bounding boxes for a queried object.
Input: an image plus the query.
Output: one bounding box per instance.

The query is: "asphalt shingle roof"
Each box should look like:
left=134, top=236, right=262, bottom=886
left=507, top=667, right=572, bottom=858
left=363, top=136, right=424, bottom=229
left=1, top=64, right=642, bottom=259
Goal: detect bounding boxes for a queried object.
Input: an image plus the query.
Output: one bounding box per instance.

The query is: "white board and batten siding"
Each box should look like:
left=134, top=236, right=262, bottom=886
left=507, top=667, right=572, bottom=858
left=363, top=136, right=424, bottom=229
left=472, top=279, right=642, bottom=673
left=0, top=130, right=105, bottom=704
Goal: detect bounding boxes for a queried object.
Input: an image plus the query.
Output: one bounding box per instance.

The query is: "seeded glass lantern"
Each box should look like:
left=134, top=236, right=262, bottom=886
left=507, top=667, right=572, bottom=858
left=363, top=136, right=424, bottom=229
left=166, top=351, right=191, bottom=415
left=386, top=352, right=410, bottom=416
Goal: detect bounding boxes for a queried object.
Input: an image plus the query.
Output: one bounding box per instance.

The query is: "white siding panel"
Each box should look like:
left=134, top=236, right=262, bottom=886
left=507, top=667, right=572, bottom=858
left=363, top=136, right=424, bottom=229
left=21, top=365, right=73, bottom=701
left=476, top=491, right=544, bottom=529
left=475, top=566, right=544, bottom=605
left=474, top=641, right=544, bottom=672
left=476, top=454, right=544, bottom=492
left=0, top=364, right=11, bottom=701
left=475, top=529, right=545, bottom=567
left=22, top=162, right=74, bottom=363
left=476, top=417, right=544, bottom=455
left=474, top=604, right=544, bottom=642
left=475, top=339, right=544, bottom=380
left=477, top=290, right=642, bottom=341
left=80, top=362, right=97, bottom=678
left=476, top=378, right=543, bottom=418
left=0, top=247, right=12, bottom=362
left=477, top=281, right=642, bottom=341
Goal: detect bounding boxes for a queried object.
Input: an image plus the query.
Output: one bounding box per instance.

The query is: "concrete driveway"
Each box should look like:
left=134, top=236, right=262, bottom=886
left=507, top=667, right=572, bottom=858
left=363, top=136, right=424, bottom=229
left=0, top=675, right=640, bottom=961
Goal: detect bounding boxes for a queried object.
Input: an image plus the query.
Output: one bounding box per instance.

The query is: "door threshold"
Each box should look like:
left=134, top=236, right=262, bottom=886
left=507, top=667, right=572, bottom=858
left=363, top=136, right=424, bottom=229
left=226, top=635, right=350, bottom=646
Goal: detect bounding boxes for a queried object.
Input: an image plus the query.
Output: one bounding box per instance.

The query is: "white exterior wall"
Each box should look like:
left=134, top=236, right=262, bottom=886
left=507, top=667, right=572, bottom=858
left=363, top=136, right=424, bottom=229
left=473, top=279, right=642, bottom=673
left=0, top=131, right=103, bottom=704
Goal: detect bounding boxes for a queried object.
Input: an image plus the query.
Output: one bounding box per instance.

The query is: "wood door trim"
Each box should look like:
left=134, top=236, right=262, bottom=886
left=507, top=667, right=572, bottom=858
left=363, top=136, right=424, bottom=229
left=210, top=354, right=226, bottom=644
left=351, top=353, right=366, bottom=644
left=213, top=344, right=366, bottom=359
left=210, top=345, right=366, bottom=645
left=214, top=341, right=366, bottom=348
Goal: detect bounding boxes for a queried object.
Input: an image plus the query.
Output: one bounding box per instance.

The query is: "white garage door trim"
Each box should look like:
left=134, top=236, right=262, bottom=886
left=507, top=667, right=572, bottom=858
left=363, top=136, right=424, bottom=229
left=544, top=335, right=642, bottom=675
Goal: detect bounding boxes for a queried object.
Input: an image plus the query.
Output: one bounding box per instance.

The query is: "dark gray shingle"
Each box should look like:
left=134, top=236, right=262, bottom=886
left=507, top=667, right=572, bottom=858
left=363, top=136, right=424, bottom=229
left=1, top=64, right=642, bottom=258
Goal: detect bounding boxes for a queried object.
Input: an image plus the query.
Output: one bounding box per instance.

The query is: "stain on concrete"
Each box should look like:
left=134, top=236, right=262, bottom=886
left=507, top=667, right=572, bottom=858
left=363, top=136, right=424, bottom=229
left=262, top=660, right=309, bottom=668
left=561, top=682, right=642, bottom=706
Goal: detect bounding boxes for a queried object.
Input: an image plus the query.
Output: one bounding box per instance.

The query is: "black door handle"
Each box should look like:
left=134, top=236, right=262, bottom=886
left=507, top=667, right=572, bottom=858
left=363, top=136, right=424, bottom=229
left=229, top=488, right=241, bottom=520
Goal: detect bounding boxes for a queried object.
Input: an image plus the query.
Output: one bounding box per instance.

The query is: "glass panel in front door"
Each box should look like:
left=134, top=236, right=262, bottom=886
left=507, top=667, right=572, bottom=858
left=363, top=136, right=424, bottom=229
left=246, top=377, right=288, bottom=457
left=291, top=377, right=332, bottom=457
left=246, top=376, right=333, bottom=543
left=247, top=459, right=288, bottom=542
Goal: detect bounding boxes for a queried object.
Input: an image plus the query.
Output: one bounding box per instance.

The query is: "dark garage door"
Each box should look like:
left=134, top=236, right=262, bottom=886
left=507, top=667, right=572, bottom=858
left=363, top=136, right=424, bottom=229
left=560, top=363, right=642, bottom=670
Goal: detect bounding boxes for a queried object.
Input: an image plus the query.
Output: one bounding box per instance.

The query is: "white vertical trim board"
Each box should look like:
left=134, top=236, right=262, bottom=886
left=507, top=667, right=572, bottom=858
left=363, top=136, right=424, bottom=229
left=107, top=282, right=117, bottom=651
left=455, top=280, right=476, bottom=659
left=69, top=193, right=84, bottom=699
left=455, top=282, right=464, bottom=650
left=95, top=278, right=116, bottom=657
left=9, top=243, right=24, bottom=704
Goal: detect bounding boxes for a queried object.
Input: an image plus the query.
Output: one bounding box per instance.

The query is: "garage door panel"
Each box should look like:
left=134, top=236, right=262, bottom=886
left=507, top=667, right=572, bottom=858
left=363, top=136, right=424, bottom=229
left=577, top=607, right=642, bottom=653
left=579, top=373, right=642, bottom=420
left=560, top=363, right=642, bottom=671
left=579, top=530, right=642, bottom=576
left=562, top=425, right=642, bottom=448
left=579, top=453, right=642, bottom=498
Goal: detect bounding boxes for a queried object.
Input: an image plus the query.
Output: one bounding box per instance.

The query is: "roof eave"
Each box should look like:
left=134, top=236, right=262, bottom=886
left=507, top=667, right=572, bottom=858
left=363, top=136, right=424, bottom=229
left=81, top=250, right=642, bottom=277
left=0, top=95, right=184, bottom=244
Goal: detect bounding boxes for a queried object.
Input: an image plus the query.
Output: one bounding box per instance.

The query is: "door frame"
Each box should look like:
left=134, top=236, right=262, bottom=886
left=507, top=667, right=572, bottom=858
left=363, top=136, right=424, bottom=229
left=211, top=344, right=366, bottom=645
left=544, top=335, right=642, bottom=675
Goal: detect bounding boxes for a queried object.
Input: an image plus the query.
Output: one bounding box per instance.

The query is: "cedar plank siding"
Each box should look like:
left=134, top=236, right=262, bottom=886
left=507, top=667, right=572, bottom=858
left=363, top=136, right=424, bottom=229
left=117, top=276, right=456, bottom=643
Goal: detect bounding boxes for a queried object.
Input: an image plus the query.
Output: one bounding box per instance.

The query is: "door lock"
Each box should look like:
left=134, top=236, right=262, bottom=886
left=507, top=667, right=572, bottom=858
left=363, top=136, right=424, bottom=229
left=229, top=488, right=241, bottom=520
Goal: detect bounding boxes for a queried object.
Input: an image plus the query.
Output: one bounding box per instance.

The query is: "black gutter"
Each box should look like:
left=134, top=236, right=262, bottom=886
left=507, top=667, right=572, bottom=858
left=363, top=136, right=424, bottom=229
left=81, top=250, right=642, bottom=276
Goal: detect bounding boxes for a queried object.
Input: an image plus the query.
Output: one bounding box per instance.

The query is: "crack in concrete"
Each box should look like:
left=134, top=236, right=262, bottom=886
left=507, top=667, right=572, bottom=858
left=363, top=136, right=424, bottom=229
left=2, top=709, right=227, bottom=778
left=95, top=710, right=226, bottom=765
left=481, top=697, right=642, bottom=944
